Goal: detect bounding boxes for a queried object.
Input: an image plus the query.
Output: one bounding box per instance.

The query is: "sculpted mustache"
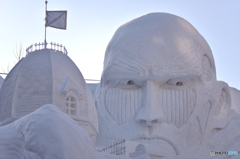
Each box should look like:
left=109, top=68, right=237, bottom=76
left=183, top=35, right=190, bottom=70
left=104, top=88, right=196, bottom=127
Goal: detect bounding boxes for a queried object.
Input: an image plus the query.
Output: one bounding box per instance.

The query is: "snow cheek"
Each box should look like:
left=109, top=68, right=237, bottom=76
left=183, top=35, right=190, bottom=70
left=104, top=87, right=143, bottom=125
left=102, top=79, right=197, bottom=128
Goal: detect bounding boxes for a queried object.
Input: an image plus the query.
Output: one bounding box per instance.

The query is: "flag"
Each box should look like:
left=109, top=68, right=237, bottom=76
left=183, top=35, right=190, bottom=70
left=46, top=11, right=67, bottom=29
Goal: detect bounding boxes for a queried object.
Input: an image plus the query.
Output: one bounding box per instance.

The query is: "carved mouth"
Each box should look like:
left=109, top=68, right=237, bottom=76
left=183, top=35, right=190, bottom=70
left=133, top=136, right=179, bottom=155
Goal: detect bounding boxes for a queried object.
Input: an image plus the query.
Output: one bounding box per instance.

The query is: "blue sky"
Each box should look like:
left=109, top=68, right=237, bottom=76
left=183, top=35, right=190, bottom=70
left=1, top=0, right=240, bottom=89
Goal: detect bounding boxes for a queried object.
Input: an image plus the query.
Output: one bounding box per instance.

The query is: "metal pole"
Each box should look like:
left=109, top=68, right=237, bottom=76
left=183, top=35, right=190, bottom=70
left=44, top=1, right=48, bottom=49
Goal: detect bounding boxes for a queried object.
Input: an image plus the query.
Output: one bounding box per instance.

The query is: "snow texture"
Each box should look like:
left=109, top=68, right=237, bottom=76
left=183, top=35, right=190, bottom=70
left=0, top=49, right=98, bottom=136
left=0, top=104, right=95, bottom=159
left=95, top=12, right=240, bottom=158
left=0, top=59, right=25, bottom=122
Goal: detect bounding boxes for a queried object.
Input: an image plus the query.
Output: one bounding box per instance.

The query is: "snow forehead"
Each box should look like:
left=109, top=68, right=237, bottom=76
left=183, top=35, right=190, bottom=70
left=104, top=13, right=214, bottom=77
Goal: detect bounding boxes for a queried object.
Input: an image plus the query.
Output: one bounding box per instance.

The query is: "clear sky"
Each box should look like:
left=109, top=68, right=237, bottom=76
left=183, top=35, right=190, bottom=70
left=0, top=0, right=240, bottom=89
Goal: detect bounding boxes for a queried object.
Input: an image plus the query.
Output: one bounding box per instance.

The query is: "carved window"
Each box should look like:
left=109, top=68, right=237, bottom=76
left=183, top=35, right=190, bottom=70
left=66, top=96, right=77, bottom=116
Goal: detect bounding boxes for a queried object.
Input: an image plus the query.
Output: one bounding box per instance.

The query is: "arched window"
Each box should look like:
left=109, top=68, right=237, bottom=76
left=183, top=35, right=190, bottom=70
left=66, top=95, right=77, bottom=116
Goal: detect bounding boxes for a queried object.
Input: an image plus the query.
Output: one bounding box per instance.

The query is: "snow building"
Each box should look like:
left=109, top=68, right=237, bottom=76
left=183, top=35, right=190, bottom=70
left=0, top=43, right=98, bottom=137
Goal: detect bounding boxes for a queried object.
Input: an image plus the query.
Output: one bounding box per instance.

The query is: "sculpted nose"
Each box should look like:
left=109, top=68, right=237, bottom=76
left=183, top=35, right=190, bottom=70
left=136, top=80, right=165, bottom=126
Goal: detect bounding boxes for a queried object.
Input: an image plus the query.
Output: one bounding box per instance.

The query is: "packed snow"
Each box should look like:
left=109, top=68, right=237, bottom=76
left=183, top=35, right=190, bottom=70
left=95, top=12, right=240, bottom=158
left=0, top=104, right=96, bottom=159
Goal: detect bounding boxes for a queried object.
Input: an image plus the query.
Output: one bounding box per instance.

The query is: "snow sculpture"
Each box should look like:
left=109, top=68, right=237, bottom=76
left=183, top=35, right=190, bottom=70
left=129, top=144, right=151, bottom=159
left=95, top=13, right=240, bottom=157
left=0, top=49, right=98, bottom=137
left=0, top=104, right=95, bottom=159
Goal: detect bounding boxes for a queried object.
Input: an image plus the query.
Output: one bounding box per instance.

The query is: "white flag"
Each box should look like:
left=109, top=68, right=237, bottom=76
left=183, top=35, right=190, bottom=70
left=46, top=11, right=67, bottom=29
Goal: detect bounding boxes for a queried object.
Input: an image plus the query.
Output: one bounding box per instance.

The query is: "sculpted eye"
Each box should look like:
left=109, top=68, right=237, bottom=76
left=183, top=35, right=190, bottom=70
left=117, top=79, right=140, bottom=89
left=167, top=79, right=184, bottom=86
left=127, top=80, right=134, bottom=85
left=176, top=81, right=183, bottom=86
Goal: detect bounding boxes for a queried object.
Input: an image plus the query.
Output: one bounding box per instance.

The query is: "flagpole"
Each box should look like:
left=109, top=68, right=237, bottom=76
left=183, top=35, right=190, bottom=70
left=44, top=1, right=48, bottom=49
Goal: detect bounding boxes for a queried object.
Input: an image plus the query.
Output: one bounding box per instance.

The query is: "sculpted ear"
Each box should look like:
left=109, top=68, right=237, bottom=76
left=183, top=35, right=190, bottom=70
left=217, top=82, right=231, bottom=116
left=205, top=81, right=231, bottom=136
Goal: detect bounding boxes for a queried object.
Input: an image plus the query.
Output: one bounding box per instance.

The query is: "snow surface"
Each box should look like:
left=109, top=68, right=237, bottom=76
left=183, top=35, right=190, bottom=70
left=0, top=104, right=95, bottom=159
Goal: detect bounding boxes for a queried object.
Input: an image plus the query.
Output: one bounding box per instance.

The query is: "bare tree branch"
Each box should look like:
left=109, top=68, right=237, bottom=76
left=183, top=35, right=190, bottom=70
left=1, top=43, right=25, bottom=74
left=13, top=43, right=25, bottom=62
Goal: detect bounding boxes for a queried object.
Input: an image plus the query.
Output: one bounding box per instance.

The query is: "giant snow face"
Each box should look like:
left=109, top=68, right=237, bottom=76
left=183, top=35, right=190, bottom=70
left=96, top=13, right=216, bottom=155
